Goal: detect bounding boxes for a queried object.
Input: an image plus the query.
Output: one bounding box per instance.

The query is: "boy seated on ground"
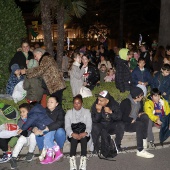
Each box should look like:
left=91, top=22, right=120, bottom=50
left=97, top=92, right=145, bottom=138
left=152, top=64, right=170, bottom=103
left=144, top=88, right=170, bottom=148
left=120, top=87, right=154, bottom=158
left=10, top=103, right=37, bottom=169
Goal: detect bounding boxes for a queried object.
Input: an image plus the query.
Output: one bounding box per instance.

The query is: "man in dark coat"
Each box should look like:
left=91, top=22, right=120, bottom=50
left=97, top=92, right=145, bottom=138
left=91, top=90, right=124, bottom=152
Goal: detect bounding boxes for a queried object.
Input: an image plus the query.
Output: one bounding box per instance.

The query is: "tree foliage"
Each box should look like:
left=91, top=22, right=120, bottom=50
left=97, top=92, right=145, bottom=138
left=0, top=0, right=26, bottom=92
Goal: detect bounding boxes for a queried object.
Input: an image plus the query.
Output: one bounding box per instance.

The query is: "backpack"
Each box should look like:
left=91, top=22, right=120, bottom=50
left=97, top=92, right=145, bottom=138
left=96, top=129, right=118, bottom=161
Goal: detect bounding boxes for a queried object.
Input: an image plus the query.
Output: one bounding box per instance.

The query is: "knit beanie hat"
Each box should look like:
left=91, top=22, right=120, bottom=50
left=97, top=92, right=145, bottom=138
left=130, top=87, right=144, bottom=99
left=33, top=48, right=46, bottom=55
left=11, top=64, right=20, bottom=73
left=98, top=90, right=110, bottom=100
left=119, top=48, right=129, bottom=60
left=0, top=103, right=18, bottom=119
left=27, top=59, right=38, bottom=69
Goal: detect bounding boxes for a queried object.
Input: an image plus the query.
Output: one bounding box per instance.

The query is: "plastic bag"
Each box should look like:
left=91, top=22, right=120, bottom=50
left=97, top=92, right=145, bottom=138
left=79, top=86, right=92, bottom=98
left=0, top=130, right=18, bottom=138
left=12, top=81, right=27, bottom=103
left=137, top=84, right=147, bottom=97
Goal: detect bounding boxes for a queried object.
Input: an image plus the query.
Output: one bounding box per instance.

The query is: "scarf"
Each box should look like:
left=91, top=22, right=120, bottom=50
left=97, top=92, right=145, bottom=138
left=128, top=94, right=141, bottom=120
left=73, top=61, right=81, bottom=67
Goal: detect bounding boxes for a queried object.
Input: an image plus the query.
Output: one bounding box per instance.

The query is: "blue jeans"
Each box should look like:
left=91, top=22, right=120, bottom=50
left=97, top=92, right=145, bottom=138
left=36, top=128, right=66, bottom=150
left=44, top=131, right=55, bottom=149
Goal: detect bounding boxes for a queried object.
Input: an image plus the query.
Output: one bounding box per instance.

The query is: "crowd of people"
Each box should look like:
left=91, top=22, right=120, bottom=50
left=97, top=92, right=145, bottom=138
left=0, top=39, right=170, bottom=170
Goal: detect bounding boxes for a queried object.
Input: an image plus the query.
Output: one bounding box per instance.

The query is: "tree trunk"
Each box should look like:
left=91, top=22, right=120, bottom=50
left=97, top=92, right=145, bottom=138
left=119, top=0, right=124, bottom=48
left=159, top=0, right=170, bottom=47
left=40, top=0, right=54, bottom=55
left=57, top=5, right=65, bottom=71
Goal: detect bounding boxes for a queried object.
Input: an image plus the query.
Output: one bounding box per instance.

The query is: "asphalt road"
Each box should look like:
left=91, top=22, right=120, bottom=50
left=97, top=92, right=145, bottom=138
left=1, top=147, right=170, bottom=170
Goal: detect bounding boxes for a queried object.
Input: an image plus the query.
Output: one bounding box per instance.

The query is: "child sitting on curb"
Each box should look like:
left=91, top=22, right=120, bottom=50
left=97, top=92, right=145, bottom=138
left=10, top=103, right=37, bottom=169
left=144, top=88, right=170, bottom=148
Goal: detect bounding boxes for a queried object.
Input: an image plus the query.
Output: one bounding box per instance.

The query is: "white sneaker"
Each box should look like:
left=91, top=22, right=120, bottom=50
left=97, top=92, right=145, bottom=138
left=136, top=150, right=154, bottom=158
left=70, top=156, right=77, bottom=170
left=39, top=148, right=47, bottom=161
left=143, top=139, right=148, bottom=149
left=79, top=156, right=86, bottom=170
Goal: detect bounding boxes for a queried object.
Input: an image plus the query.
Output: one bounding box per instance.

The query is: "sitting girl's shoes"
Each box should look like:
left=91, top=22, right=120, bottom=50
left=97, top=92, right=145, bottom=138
left=70, top=156, right=77, bottom=170
left=79, top=156, right=87, bottom=170
left=40, top=148, right=54, bottom=164
left=52, top=149, right=63, bottom=162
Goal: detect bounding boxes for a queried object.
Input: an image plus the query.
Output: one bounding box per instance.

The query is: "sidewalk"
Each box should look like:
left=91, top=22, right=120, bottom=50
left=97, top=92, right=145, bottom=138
left=0, top=127, right=169, bottom=155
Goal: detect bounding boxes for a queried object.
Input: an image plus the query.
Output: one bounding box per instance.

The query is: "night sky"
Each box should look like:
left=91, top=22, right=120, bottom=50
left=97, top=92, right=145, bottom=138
left=15, top=0, right=161, bottom=44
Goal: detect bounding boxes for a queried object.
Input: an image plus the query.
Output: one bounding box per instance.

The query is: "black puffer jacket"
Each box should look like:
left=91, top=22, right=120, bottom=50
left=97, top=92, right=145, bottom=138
left=115, top=58, right=132, bottom=92
left=84, top=63, right=100, bottom=90
left=91, top=95, right=122, bottom=125
left=46, top=105, right=65, bottom=131
left=9, top=51, right=33, bottom=72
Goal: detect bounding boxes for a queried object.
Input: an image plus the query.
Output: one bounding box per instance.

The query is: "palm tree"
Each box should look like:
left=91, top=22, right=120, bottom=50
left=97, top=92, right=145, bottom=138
left=34, top=0, right=87, bottom=70
left=159, top=0, right=170, bottom=47
left=40, top=0, right=54, bottom=55
left=56, top=0, right=86, bottom=69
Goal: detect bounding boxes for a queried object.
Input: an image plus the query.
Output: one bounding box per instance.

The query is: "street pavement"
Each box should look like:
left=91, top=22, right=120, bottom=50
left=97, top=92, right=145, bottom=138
left=0, top=146, right=170, bottom=170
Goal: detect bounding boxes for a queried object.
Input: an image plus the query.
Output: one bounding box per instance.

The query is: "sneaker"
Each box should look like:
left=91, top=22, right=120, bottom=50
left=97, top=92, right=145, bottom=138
left=25, top=152, right=34, bottom=162
left=136, top=150, right=154, bottom=158
left=39, top=148, right=47, bottom=161
left=143, top=139, right=148, bottom=149
left=148, top=141, right=156, bottom=149
left=70, top=156, right=77, bottom=170
left=79, top=156, right=86, bottom=170
left=10, top=157, right=17, bottom=169
left=0, top=152, right=11, bottom=163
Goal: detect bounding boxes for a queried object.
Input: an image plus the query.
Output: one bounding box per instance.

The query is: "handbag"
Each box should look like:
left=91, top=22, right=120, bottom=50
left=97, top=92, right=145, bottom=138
left=71, top=122, right=86, bottom=134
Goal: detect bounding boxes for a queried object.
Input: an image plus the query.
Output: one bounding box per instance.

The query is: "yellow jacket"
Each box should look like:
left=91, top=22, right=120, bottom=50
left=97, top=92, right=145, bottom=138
left=144, top=96, right=170, bottom=122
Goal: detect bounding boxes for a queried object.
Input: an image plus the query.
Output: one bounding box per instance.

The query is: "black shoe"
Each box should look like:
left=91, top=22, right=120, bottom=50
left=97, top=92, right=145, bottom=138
left=25, top=152, right=34, bottom=162
left=117, top=145, right=124, bottom=152
left=10, top=157, right=17, bottom=169
left=148, top=141, right=156, bottom=149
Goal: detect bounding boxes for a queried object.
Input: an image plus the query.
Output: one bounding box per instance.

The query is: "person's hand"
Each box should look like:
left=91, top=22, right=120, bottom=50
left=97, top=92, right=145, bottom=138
left=44, top=126, right=49, bottom=131
left=21, top=69, right=26, bottom=75
left=79, top=132, right=88, bottom=139
left=71, top=133, right=80, bottom=140
left=17, top=129, right=23, bottom=135
left=144, top=82, right=148, bottom=86
left=32, top=127, right=43, bottom=135
left=163, top=92, right=167, bottom=96
left=26, top=60, right=29, bottom=65
left=83, top=63, right=88, bottom=68
left=138, top=112, right=145, bottom=117
left=155, top=109, right=162, bottom=113
left=96, top=104, right=102, bottom=113
left=131, top=119, right=136, bottom=124
left=104, top=107, right=112, bottom=114
left=138, top=81, right=142, bottom=85
left=156, top=119, right=162, bottom=125
left=83, top=82, right=87, bottom=86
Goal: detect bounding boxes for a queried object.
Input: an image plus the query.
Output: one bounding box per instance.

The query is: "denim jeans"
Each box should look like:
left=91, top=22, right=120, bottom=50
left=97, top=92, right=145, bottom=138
left=36, top=128, right=66, bottom=150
